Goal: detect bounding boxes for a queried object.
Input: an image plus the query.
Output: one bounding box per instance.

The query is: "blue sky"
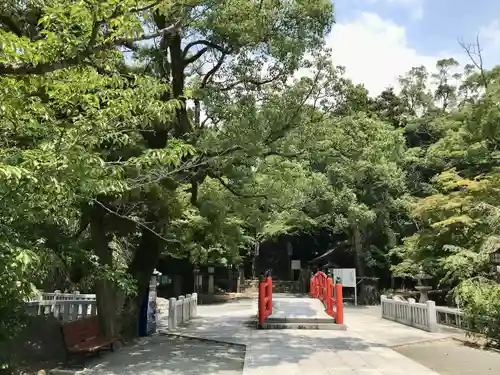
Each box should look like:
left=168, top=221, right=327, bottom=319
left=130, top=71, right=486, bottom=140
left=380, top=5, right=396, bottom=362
left=327, top=0, right=500, bottom=94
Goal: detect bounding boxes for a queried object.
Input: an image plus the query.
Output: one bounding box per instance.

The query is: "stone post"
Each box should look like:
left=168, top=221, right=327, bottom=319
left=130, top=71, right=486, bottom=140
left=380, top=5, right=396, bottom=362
left=208, top=275, right=214, bottom=294
left=168, top=297, right=177, bottom=330
left=178, top=295, right=185, bottom=324
left=186, top=294, right=192, bottom=321
left=408, top=298, right=416, bottom=327
left=192, top=293, right=198, bottom=317
left=426, top=300, right=438, bottom=332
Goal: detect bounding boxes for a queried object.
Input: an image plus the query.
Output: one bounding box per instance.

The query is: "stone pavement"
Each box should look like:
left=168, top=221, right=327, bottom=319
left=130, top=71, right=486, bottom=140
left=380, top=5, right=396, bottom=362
left=77, top=335, right=245, bottom=375
left=71, top=296, right=490, bottom=375
left=163, top=297, right=448, bottom=375
left=269, top=295, right=334, bottom=321
left=343, top=306, right=450, bottom=347
left=395, top=340, right=499, bottom=375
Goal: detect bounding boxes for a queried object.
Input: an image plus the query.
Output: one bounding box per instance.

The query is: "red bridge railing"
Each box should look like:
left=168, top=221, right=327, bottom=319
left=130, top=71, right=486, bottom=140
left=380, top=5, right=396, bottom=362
left=310, top=271, right=344, bottom=324
left=258, top=275, right=272, bottom=325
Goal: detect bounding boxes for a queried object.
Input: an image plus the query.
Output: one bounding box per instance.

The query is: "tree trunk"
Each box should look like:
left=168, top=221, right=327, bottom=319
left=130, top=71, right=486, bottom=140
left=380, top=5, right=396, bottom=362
left=352, top=225, right=375, bottom=305
left=352, top=226, right=380, bottom=305
left=353, top=225, right=364, bottom=278
left=121, top=219, right=163, bottom=338
left=90, top=205, right=123, bottom=338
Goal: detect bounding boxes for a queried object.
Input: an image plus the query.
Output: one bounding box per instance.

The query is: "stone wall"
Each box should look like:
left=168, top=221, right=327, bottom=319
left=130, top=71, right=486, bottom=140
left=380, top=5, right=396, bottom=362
left=1, top=315, right=66, bottom=368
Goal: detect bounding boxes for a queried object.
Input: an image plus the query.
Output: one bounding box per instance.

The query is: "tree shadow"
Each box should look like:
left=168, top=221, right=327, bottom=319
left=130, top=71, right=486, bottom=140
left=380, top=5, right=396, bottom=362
left=74, top=328, right=391, bottom=375
left=77, top=335, right=245, bottom=375
left=62, top=299, right=427, bottom=374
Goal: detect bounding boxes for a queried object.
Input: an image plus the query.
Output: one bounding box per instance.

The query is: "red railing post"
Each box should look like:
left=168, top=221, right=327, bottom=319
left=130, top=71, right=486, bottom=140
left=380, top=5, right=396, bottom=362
left=258, top=276, right=273, bottom=326
left=309, top=271, right=344, bottom=325
left=320, top=275, right=324, bottom=297
left=335, top=283, right=344, bottom=324
left=258, top=279, right=266, bottom=325
left=266, top=277, right=272, bottom=314
left=326, top=277, right=333, bottom=315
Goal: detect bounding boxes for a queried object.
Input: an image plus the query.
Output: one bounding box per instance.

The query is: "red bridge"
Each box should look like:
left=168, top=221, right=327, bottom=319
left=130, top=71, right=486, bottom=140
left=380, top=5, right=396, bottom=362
left=258, top=271, right=345, bottom=329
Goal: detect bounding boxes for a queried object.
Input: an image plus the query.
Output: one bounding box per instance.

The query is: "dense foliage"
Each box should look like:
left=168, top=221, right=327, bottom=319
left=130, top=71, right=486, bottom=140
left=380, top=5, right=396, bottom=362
left=2, top=0, right=500, bottom=366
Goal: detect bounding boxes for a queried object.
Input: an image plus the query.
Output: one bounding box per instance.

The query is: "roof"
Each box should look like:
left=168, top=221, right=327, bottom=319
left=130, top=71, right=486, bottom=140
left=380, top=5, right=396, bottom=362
left=308, top=248, right=336, bottom=264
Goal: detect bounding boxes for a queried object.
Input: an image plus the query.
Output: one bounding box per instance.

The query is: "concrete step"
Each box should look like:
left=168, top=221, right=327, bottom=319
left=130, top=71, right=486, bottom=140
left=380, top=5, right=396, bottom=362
left=259, top=322, right=348, bottom=330
left=262, top=317, right=336, bottom=323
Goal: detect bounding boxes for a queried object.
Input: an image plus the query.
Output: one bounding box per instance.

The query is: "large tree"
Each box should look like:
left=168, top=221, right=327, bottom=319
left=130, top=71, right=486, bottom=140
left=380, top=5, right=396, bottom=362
left=1, top=0, right=335, bottom=338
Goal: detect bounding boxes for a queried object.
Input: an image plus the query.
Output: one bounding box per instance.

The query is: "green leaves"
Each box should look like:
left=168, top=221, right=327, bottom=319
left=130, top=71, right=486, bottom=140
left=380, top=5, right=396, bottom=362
left=456, top=278, right=500, bottom=346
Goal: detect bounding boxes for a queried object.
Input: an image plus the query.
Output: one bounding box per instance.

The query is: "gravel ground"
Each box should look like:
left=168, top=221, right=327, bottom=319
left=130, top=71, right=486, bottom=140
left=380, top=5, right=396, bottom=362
left=394, top=339, right=500, bottom=375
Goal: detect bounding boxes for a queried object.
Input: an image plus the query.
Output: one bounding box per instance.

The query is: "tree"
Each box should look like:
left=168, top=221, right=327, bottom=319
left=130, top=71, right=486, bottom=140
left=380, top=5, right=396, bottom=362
left=372, top=87, right=408, bottom=128
left=432, top=58, right=460, bottom=111
left=398, top=66, right=433, bottom=117
left=1, top=0, right=336, bottom=339
left=393, top=63, right=500, bottom=291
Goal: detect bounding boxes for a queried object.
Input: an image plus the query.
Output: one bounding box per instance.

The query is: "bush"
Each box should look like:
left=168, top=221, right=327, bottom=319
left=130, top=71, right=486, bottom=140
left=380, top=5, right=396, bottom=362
left=457, top=277, right=500, bottom=347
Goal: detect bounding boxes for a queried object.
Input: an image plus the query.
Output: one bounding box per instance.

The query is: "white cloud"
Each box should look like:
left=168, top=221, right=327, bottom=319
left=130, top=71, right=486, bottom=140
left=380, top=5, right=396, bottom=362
left=324, top=12, right=453, bottom=95
left=368, top=0, right=424, bottom=20
left=480, top=20, right=500, bottom=48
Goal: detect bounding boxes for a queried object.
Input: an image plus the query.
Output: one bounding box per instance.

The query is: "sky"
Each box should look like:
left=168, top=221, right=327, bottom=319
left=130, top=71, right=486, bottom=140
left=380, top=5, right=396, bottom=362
left=327, top=0, right=500, bottom=95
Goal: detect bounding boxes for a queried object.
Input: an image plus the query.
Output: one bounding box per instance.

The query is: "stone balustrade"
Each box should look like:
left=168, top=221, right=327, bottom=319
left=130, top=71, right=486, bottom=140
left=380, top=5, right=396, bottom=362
left=167, top=293, right=198, bottom=330
left=381, top=295, right=438, bottom=332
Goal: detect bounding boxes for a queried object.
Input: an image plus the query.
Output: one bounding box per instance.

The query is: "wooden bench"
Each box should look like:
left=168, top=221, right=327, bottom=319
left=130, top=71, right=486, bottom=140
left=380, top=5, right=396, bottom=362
left=61, top=316, right=118, bottom=359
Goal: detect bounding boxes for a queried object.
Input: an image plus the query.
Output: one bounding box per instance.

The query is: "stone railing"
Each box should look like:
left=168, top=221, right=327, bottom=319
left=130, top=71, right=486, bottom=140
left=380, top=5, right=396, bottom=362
left=381, top=295, right=438, bottom=332
left=167, top=293, right=198, bottom=330
left=25, top=299, right=97, bottom=322
left=435, top=306, right=464, bottom=329
left=29, top=290, right=96, bottom=302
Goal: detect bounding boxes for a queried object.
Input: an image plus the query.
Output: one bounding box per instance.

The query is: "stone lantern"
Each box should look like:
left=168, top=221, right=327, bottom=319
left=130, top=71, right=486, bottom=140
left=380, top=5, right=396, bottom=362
left=414, top=266, right=433, bottom=303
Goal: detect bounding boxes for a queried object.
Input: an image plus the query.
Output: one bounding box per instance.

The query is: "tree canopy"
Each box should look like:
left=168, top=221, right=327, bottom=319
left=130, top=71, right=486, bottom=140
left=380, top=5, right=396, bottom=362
left=3, top=0, right=500, bottom=364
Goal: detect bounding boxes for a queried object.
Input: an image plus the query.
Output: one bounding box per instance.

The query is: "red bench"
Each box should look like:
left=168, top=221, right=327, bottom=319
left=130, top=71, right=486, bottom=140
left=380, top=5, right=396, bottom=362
left=61, top=316, right=118, bottom=358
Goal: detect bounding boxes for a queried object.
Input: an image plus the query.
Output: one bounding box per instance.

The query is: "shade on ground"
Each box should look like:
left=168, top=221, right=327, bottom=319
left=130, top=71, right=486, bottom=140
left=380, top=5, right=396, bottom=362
left=79, top=335, right=245, bottom=375
left=72, top=298, right=500, bottom=375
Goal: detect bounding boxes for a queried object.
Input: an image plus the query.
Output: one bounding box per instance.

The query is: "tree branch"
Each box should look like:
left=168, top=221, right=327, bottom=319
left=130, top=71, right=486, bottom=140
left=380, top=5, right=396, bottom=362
left=182, top=40, right=231, bottom=65
left=0, top=14, right=24, bottom=37
left=182, top=40, right=231, bottom=59
left=0, top=23, right=181, bottom=76
left=263, top=150, right=305, bottom=159
left=458, top=36, right=488, bottom=89
left=219, top=74, right=281, bottom=92
left=263, top=70, right=322, bottom=145
left=212, top=175, right=267, bottom=199
left=183, top=47, right=209, bottom=65
left=91, top=199, right=181, bottom=244
left=193, top=52, right=227, bottom=126
left=201, top=53, right=226, bottom=89
left=129, top=1, right=162, bottom=14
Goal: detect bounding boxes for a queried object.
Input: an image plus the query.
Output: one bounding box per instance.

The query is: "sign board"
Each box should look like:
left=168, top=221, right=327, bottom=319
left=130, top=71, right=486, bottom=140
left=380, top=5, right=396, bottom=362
left=330, top=268, right=357, bottom=305
left=330, top=268, right=356, bottom=287
left=291, top=260, right=301, bottom=270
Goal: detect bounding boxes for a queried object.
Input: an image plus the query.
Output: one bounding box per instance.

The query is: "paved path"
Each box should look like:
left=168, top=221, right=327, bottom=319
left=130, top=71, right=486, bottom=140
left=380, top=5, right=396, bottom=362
left=269, top=295, right=334, bottom=322
left=75, top=296, right=497, bottom=375
left=78, top=335, right=244, bottom=375
left=395, top=340, right=499, bottom=375
left=164, top=297, right=447, bottom=375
